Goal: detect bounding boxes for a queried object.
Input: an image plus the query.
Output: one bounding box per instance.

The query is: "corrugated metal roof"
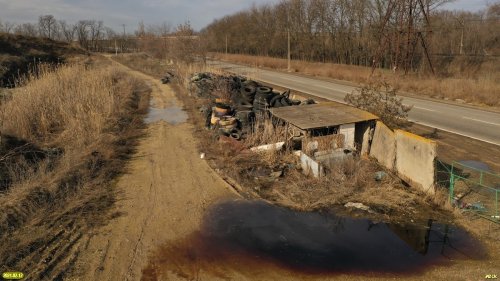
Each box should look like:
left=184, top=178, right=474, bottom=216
left=269, top=102, right=378, bottom=130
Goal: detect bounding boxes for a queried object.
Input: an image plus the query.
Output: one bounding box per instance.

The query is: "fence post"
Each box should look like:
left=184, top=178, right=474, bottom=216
left=449, top=173, right=455, bottom=204
left=496, top=190, right=498, bottom=217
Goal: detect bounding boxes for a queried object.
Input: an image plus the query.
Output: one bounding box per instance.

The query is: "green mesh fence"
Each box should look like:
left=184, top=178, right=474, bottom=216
left=437, top=161, right=500, bottom=223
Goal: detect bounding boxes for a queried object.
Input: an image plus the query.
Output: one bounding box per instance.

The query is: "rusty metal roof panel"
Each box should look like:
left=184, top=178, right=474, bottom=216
left=269, top=102, right=378, bottom=130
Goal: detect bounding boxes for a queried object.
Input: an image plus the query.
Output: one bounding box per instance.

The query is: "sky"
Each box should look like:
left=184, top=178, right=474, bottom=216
left=0, top=0, right=493, bottom=33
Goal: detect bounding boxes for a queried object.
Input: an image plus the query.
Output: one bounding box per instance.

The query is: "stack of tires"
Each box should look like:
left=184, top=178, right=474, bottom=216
left=253, top=86, right=273, bottom=113
left=235, top=86, right=256, bottom=110
left=235, top=110, right=255, bottom=129
left=210, top=103, right=231, bottom=127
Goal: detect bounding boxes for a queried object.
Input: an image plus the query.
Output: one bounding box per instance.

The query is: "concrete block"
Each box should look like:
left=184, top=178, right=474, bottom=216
left=339, top=123, right=355, bottom=149
left=369, top=121, right=396, bottom=170
left=297, top=151, right=324, bottom=178
left=395, top=130, right=437, bottom=195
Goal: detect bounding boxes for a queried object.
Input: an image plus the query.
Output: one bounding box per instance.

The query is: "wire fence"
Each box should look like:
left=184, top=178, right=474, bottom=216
left=436, top=160, right=499, bottom=223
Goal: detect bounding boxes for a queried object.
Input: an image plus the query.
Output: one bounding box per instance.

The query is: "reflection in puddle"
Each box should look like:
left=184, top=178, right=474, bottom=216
left=145, top=104, right=188, bottom=125
left=143, top=200, right=486, bottom=279
left=204, top=200, right=485, bottom=271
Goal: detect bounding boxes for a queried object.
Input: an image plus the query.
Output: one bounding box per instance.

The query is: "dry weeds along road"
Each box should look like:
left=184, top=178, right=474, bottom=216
left=72, top=61, right=237, bottom=281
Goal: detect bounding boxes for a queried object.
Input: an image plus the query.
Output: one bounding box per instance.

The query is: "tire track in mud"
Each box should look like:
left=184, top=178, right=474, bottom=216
left=72, top=59, right=236, bottom=281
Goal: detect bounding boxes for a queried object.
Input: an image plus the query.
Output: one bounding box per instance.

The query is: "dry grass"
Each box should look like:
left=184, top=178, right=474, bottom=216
left=0, top=60, right=150, bottom=279
left=212, top=53, right=500, bottom=107
left=166, top=56, right=455, bottom=225
left=243, top=115, right=287, bottom=148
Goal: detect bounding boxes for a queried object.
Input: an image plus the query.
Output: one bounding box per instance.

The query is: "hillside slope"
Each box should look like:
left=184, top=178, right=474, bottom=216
left=0, top=33, right=85, bottom=86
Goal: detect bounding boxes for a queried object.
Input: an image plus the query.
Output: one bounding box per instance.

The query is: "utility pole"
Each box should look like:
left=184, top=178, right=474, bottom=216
left=287, top=10, right=291, bottom=72
left=122, top=24, right=126, bottom=53
left=287, top=29, right=291, bottom=72
left=459, top=20, right=464, bottom=55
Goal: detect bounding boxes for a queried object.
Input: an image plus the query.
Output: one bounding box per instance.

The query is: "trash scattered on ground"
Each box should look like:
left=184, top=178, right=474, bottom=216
left=344, top=202, right=372, bottom=213
left=374, top=171, right=387, bottom=181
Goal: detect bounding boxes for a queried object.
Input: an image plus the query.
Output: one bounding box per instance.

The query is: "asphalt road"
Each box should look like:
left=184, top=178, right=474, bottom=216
left=209, top=61, right=500, bottom=146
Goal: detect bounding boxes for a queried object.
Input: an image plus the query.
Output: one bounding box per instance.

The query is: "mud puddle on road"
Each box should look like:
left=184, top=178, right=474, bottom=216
left=142, top=200, right=486, bottom=280
left=145, top=101, right=188, bottom=125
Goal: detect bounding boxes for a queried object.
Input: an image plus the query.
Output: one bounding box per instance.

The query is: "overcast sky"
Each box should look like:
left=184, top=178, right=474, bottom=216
left=0, top=0, right=492, bottom=32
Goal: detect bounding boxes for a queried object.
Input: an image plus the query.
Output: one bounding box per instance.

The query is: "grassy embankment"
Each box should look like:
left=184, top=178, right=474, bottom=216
left=0, top=59, right=150, bottom=279
left=0, top=33, right=85, bottom=87
left=212, top=53, right=500, bottom=107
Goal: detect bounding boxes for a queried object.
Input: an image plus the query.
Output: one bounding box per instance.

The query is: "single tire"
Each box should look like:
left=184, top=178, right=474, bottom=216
left=219, top=117, right=237, bottom=126
left=281, top=98, right=291, bottom=106
left=210, top=114, right=220, bottom=125
left=257, top=86, right=272, bottom=94
left=269, top=94, right=282, bottom=106
left=230, top=131, right=241, bottom=140
left=272, top=99, right=283, bottom=107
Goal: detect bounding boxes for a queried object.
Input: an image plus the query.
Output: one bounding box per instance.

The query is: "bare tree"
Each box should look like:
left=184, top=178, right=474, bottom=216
left=0, top=21, right=16, bottom=33
left=38, top=15, right=57, bottom=39
left=14, top=23, right=38, bottom=37
left=59, top=20, right=76, bottom=42
left=345, top=81, right=412, bottom=128
left=76, top=20, right=91, bottom=49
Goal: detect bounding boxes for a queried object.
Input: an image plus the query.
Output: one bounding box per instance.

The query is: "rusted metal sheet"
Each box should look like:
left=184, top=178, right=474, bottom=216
left=270, top=102, right=378, bottom=130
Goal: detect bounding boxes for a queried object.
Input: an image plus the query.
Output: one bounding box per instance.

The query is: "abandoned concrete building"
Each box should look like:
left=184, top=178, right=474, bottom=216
left=269, top=101, right=437, bottom=195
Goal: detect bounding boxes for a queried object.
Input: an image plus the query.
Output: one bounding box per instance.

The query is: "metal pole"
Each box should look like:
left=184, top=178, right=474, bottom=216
left=459, top=25, right=464, bottom=55
left=449, top=163, right=455, bottom=204
left=496, top=190, right=498, bottom=217
left=287, top=29, right=291, bottom=72
left=122, top=24, right=126, bottom=53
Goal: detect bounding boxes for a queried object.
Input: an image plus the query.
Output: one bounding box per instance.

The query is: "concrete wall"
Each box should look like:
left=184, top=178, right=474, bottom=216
left=296, top=151, right=324, bottom=178
left=395, top=130, right=437, bottom=195
left=339, top=123, right=355, bottom=149
left=369, top=121, right=396, bottom=170
left=355, top=122, right=373, bottom=156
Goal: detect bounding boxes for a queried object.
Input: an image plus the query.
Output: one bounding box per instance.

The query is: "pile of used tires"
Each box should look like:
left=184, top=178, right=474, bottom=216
left=191, top=72, right=316, bottom=140
left=209, top=101, right=244, bottom=140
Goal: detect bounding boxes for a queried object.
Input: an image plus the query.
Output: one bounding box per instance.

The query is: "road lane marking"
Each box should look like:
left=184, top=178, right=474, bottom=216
left=414, top=106, right=436, bottom=112
left=462, top=117, right=500, bottom=126
left=411, top=120, right=499, bottom=146
left=214, top=63, right=500, bottom=146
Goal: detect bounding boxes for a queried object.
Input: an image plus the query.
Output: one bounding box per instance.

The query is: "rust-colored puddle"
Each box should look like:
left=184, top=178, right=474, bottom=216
left=143, top=200, right=486, bottom=280
left=145, top=103, right=187, bottom=125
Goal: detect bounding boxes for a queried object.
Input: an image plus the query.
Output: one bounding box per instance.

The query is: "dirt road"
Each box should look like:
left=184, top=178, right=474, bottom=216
left=71, top=61, right=236, bottom=281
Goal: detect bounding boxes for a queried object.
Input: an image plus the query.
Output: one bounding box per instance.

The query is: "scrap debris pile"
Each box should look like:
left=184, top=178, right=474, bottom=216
left=188, top=72, right=315, bottom=140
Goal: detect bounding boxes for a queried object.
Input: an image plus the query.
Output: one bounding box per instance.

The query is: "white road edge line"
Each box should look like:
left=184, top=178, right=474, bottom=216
left=413, top=106, right=436, bottom=112
left=462, top=117, right=500, bottom=126
left=217, top=65, right=500, bottom=147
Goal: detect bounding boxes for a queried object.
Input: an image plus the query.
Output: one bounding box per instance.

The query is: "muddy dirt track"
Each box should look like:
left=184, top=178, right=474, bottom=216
left=70, top=60, right=498, bottom=281
left=71, top=61, right=237, bottom=280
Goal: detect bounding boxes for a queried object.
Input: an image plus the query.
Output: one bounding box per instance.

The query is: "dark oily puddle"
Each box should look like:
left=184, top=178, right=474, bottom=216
left=145, top=102, right=188, bottom=125
left=146, top=200, right=486, bottom=278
